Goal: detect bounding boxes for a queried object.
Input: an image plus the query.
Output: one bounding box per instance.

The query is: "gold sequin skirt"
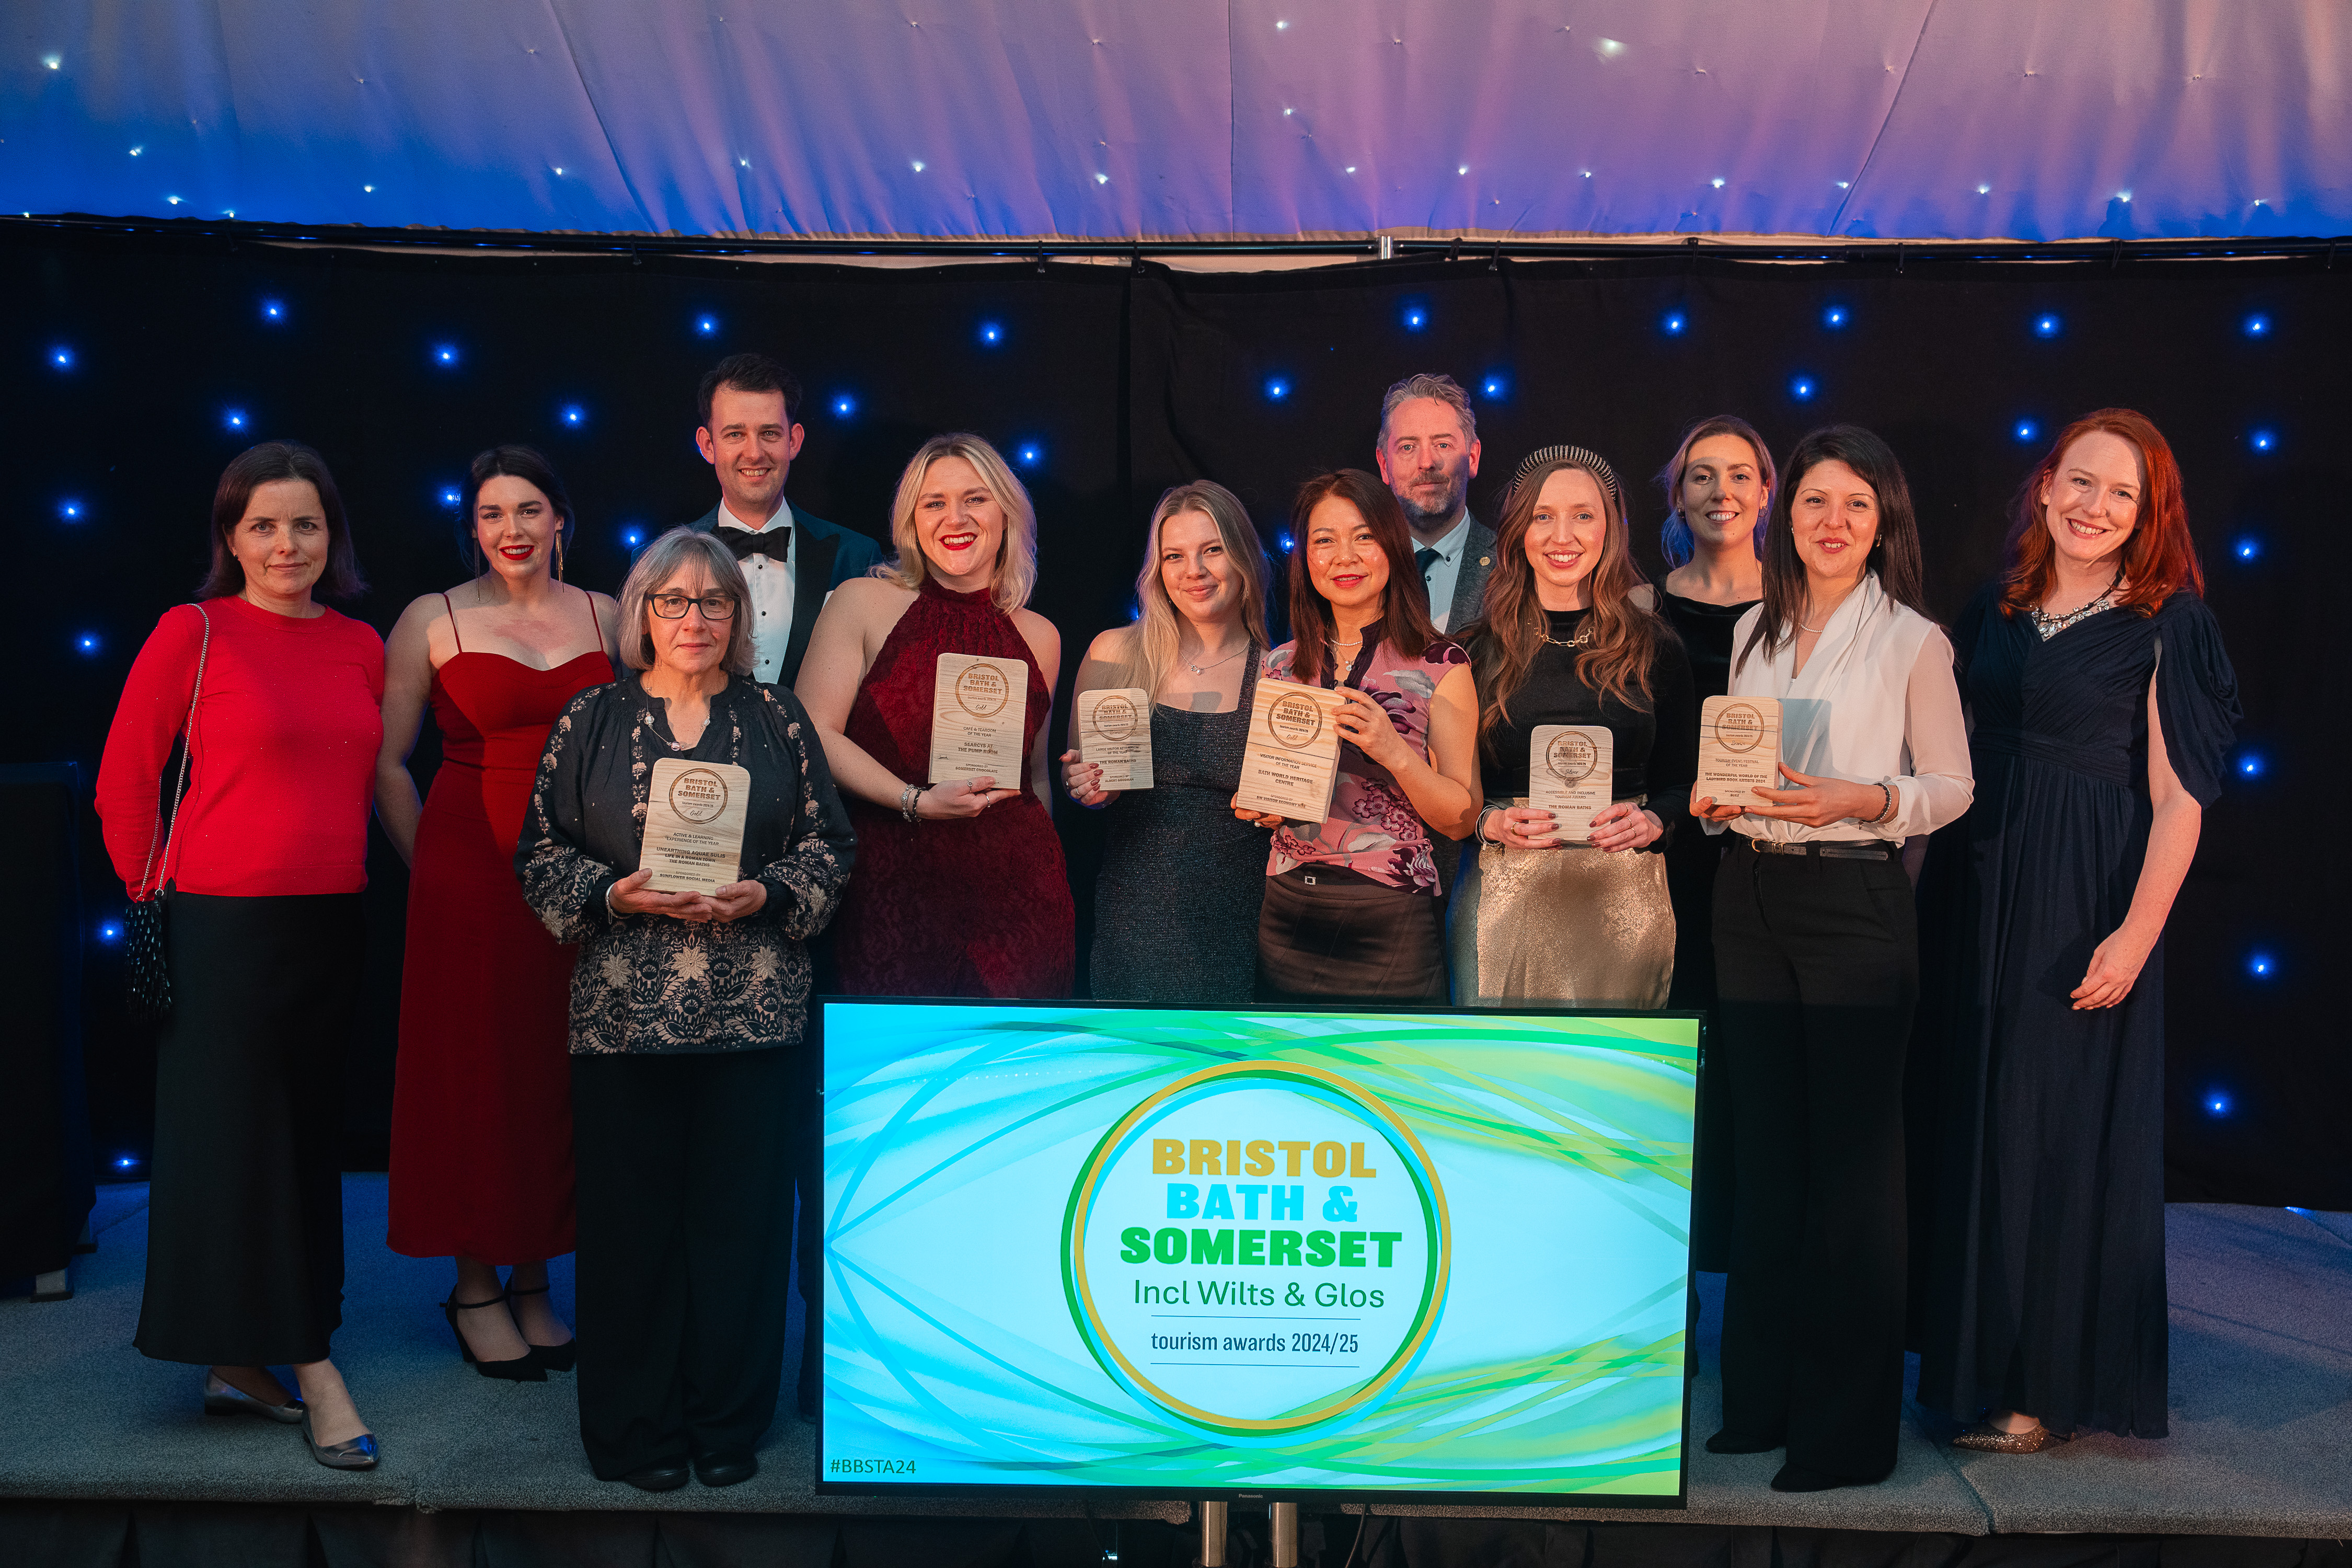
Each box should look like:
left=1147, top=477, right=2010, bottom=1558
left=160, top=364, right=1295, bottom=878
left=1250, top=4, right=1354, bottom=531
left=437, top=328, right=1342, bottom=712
left=1448, top=802, right=1675, bottom=1009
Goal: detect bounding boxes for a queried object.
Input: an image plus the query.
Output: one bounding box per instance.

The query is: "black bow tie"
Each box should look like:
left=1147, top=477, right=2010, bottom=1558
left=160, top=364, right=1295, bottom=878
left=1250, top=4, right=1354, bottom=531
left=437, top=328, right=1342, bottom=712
left=721, top=526, right=790, bottom=563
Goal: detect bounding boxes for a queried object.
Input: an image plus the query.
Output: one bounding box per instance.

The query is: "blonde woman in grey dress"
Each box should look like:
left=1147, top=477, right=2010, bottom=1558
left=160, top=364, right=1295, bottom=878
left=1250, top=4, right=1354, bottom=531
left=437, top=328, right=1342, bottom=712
left=1450, top=447, right=1697, bottom=1007
left=1060, top=482, right=1274, bottom=1002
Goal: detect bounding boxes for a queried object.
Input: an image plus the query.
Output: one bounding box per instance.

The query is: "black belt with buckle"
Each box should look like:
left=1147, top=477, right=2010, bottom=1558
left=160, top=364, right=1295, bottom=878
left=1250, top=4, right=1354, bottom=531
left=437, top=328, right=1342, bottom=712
left=1746, top=836, right=1899, bottom=861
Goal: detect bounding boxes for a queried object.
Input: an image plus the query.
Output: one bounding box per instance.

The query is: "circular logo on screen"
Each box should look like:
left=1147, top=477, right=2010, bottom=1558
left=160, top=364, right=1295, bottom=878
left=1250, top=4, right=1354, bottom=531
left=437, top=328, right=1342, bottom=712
left=1060, top=1062, right=1450, bottom=1437
left=1543, top=730, right=1600, bottom=786
left=1266, top=693, right=1324, bottom=750
left=666, top=766, right=731, bottom=825
left=953, top=661, right=1011, bottom=718
left=1712, top=701, right=1766, bottom=753
left=1092, top=694, right=1139, bottom=742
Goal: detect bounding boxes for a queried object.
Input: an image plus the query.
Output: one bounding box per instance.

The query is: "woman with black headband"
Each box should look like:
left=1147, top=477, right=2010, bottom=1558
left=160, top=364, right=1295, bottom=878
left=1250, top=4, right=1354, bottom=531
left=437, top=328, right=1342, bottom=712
left=1451, top=445, right=1695, bottom=1007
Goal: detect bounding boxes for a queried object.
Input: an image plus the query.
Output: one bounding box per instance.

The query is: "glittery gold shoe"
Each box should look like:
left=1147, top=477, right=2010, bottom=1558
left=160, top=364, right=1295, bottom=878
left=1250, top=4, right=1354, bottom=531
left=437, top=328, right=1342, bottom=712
left=1952, top=1421, right=2065, bottom=1454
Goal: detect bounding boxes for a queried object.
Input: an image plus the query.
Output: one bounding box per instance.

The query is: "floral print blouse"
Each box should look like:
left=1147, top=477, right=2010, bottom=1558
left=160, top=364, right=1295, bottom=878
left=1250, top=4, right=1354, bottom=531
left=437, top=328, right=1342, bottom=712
left=1262, top=628, right=1469, bottom=895
left=516, top=672, right=856, bottom=1055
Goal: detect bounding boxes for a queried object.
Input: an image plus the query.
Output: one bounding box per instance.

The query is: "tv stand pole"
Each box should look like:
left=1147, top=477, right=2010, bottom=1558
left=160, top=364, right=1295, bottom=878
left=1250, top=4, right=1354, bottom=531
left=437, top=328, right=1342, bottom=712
left=1271, top=1500, right=1299, bottom=1565
left=1198, top=1501, right=1227, bottom=1565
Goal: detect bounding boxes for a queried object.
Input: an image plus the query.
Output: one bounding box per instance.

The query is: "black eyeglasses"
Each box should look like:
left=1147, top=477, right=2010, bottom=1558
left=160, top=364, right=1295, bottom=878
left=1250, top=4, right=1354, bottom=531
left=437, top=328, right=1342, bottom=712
left=649, top=592, right=737, bottom=620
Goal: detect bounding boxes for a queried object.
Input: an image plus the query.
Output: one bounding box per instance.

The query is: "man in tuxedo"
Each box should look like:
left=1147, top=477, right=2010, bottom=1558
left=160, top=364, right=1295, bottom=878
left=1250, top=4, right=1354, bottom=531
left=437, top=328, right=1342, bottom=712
left=1374, top=372, right=1493, bottom=633
left=685, top=352, right=883, bottom=689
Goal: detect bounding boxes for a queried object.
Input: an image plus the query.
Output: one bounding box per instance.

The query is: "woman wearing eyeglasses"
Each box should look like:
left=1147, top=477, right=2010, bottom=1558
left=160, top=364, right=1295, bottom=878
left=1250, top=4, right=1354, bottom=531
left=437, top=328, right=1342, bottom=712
left=517, top=526, right=855, bottom=1492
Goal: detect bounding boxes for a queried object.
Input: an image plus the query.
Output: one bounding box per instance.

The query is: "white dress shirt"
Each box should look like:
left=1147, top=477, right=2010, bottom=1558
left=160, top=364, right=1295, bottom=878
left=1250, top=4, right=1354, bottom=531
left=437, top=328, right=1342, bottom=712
left=716, top=500, right=797, bottom=685
left=1418, top=512, right=1472, bottom=633
left=1708, top=572, right=1973, bottom=843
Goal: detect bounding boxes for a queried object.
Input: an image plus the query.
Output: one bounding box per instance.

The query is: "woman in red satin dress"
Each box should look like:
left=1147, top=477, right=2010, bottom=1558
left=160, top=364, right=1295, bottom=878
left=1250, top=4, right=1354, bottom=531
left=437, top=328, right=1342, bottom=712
left=797, top=433, right=1074, bottom=996
left=377, top=446, right=620, bottom=1377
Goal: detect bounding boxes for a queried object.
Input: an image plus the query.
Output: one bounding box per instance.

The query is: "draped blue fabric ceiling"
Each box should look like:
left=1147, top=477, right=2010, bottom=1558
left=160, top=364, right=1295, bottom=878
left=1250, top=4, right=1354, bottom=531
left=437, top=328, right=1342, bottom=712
left=5, top=1, right=2347, bottom=243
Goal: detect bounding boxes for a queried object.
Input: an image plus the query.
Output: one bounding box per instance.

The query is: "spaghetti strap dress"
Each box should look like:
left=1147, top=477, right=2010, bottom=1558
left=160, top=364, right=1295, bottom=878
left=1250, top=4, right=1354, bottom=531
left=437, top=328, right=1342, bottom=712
left=388, top=591, right=614, bottom=1263
left=832, top=578, right=1075, bottom=997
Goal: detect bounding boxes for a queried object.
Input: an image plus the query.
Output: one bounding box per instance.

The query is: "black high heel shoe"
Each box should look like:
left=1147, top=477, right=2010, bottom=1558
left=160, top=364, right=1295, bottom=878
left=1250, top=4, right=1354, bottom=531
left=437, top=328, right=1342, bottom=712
left=442, top=1290, right=546, bottom=1381
left=508, top=1282, right=577, bottom=1374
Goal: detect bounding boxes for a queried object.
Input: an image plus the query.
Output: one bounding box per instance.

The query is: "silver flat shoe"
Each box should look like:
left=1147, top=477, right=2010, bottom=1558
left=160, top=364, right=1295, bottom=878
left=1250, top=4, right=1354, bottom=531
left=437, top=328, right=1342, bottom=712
left=301, top=1410, right=379, bottom=1470
left=203, top=1373, right=305, bottom=1425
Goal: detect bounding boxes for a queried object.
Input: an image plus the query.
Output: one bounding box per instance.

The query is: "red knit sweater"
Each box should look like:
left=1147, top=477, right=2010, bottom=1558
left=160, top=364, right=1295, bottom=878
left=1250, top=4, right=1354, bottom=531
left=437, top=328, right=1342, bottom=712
left=97, top=595, right=385, bottom=897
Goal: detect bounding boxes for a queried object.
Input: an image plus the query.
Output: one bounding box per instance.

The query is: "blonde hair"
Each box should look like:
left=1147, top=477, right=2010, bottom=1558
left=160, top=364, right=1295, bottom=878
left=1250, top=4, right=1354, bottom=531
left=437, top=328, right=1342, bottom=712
left=1103, top=482, right=1272, bottom=697
left=874, top=434, right=1039, bottom=613
left=616, top=527, right=757, bottom=676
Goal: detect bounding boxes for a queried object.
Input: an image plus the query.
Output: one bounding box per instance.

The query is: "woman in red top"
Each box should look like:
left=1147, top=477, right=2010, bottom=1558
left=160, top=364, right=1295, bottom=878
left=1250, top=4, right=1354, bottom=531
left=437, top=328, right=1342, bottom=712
left=95, top=442, right=386, bottom=1470
left=378, top=446, right=619, bottom=1379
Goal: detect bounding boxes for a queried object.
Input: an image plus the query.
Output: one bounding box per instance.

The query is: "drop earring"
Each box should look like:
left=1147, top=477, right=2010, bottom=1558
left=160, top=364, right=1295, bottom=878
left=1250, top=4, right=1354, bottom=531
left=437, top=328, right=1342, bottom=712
left=555, top=530, right=567, bottom=582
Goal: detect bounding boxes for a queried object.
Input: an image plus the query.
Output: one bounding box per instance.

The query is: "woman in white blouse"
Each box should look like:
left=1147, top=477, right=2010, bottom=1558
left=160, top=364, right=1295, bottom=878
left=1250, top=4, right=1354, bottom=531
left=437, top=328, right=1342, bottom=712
left=1691, top=425, right=1972, bottom=1493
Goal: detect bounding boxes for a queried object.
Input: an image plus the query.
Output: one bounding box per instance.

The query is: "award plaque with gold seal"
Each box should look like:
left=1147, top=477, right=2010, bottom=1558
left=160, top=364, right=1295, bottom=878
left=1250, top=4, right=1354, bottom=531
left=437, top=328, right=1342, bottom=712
left=1234, top=678, right=1344, bottom=823
left=1526, top=724, right=1613, bottom=844
left=930, top=652, right=1032, bottom=784
left=1696, top=694, right=1782, bottom=806
left=1077, top=687, right=1154, bottom=791
left=641, top=757, right=752, bottom=894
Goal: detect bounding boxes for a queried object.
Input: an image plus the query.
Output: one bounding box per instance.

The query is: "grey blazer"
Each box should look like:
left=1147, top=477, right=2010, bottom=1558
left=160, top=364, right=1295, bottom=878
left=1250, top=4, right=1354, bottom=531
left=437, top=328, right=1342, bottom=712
left=685, top=501, right=885, bottom=688
left=1446, top=517, right=1499, bottom=633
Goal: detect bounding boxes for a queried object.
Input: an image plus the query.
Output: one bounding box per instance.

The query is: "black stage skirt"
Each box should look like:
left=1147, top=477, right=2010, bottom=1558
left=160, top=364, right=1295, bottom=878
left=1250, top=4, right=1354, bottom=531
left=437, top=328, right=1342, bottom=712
left=136, top=891, right=363, bottom=1367
left=1255, top=869, right=1445, bottom=1005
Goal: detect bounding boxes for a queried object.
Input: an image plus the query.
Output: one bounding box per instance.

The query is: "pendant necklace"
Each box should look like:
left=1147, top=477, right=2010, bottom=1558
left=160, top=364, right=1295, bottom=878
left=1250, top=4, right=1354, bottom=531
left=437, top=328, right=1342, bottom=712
left=1185, top=644, right=1249, bottom=675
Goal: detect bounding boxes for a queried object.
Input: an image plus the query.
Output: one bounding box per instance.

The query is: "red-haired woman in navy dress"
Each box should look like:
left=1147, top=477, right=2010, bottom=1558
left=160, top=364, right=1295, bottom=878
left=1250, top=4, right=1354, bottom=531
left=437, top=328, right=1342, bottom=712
left=1916, top=410, right=2240, bottom=1452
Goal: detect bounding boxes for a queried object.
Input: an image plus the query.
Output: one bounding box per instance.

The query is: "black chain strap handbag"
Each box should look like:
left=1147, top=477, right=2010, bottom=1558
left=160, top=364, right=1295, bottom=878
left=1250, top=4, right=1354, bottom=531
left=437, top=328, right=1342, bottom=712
left=124, top=606, right=210, bottom=1022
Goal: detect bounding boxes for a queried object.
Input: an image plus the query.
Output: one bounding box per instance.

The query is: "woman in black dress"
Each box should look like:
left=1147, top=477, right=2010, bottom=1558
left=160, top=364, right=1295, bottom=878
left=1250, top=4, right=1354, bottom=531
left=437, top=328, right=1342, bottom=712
left=1650, top=416, right=1775, bottom=1271
left=1917, top=410, right=2240, bottom=1452
left=1451, top=445, right=1696, bottom=1007
left=1062, top=482, right=1274, bottom=1002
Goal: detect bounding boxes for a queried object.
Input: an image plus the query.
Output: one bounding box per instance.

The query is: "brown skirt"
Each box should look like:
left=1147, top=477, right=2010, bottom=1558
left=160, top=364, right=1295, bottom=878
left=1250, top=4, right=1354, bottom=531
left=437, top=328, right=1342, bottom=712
left=1448, top=818, right=1675, bottom=1009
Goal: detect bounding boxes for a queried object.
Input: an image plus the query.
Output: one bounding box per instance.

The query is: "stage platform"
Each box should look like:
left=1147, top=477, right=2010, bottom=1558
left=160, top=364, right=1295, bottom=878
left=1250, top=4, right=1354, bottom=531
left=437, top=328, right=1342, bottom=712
left=2, top=1179, right=2348, bottom=1565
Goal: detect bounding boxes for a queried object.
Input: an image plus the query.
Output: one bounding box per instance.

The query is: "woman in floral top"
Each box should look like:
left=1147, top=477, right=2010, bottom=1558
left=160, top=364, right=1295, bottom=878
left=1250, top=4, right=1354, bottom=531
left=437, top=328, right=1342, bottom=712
left=516, top=527, right=853, bottom=1492
left=1237, top=469, right=1481, bottom=1001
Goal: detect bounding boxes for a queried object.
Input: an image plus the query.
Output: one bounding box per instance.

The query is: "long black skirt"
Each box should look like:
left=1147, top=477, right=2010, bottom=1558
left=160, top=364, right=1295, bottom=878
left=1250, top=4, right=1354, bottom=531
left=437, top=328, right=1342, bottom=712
left=135, top=892, right=362, bottom=1367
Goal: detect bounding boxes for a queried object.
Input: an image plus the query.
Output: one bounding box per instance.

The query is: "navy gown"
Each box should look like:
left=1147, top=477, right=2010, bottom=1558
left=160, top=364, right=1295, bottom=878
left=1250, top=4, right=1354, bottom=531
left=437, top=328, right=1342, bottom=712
left=1915, top=585, right=2239, bottom=1437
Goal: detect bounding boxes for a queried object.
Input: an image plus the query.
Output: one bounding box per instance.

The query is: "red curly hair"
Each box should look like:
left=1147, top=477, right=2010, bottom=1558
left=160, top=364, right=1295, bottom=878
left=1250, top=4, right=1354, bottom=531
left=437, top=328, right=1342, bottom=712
left=1999, top=408, right=2202, bottom=618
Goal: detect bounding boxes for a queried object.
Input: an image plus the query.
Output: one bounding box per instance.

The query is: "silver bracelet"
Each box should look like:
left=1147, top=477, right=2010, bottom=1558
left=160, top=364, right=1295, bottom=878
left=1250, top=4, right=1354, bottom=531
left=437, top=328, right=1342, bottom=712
left=1475, top=805, right=1503, bottom=844
left=901, top=783, right=928, bottom=824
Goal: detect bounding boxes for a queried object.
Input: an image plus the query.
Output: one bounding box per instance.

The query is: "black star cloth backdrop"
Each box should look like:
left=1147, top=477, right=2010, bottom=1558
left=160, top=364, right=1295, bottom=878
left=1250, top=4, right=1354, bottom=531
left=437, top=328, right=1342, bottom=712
left=5, top=225, right=2338, bottom=1207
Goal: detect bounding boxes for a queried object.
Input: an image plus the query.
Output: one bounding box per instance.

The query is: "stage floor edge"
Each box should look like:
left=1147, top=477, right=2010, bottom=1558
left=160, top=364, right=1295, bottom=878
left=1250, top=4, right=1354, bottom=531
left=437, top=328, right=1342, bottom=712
left=1, top=1180, right=2346, bottom=1538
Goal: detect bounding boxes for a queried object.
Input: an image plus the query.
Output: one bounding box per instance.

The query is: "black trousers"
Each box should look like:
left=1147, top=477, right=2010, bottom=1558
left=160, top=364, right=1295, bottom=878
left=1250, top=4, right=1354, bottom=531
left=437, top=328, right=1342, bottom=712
left=1712, top=847, right=1916, bottom=1481
left=571, top=1046, right=796, bottom=1479
left=1255, top=869, right=1446, bottom=1004
left=137, top=892, right=361, bottom=1367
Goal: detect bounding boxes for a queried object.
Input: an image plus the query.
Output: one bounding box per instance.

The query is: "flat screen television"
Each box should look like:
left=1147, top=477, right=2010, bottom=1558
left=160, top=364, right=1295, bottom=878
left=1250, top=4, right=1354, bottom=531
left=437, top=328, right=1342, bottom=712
left=816, top=999, right=1700, bottom=1504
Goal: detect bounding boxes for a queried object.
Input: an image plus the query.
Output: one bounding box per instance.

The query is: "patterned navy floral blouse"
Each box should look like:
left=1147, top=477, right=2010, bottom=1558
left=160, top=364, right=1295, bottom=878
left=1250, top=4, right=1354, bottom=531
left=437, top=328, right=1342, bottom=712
left=516, top=672, right=855, bottom=1055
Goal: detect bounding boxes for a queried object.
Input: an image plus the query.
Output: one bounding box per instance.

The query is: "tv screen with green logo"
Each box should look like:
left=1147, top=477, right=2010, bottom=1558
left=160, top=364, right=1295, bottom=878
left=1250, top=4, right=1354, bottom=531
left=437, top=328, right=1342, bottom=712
left=816, top=1000, right=1700, bottom=1503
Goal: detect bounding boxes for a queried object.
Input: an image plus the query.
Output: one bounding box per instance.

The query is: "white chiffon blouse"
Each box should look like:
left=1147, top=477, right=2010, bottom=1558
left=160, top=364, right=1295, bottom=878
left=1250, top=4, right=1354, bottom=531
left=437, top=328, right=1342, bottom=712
left=1706, top=573, right=1974, bottom=845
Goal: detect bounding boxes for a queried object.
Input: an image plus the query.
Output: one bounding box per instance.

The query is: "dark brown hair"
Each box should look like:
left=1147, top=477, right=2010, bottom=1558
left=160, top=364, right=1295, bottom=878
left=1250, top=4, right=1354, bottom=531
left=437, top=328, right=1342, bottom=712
left=1284, top=469, right=1437, bottom=685
left=697, top=351, right=804, bottom=431
left=1999, top=408, right=2200, bottom=618
left=457, top=445, right=576, bottom=574
left=201, top=441, right=366, bottom=601
left=1654, top=415, right=1776, bottom=568
left=1737, top=425, right=1930, bottom=675
left=1470, top=454, right=1663, bottom=747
